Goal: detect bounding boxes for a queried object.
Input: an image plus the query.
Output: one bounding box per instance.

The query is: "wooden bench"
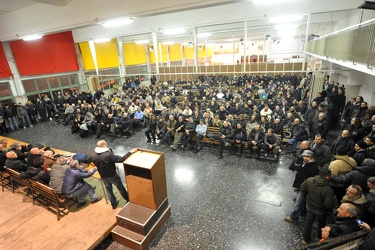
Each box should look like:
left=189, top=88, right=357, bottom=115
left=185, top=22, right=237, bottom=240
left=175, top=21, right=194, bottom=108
left=29, top=178, right=71, bottom=221
left=5, top=167, right=33, bottom=195
left=0, top=170, right=11, bottom=192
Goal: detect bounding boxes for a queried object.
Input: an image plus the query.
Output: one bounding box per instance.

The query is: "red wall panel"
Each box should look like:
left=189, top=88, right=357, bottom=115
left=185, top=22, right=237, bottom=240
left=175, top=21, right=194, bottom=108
left=0, top=45, right=12, bottom=78
left=10, top=31, right=79, bottom=76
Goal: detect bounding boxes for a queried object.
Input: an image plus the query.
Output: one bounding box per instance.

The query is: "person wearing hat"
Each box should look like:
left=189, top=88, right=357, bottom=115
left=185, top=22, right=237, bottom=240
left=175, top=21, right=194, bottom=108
left=284, top=150, right=319, bottom=224
left=300, top=167, right=334, bottom=245
left=352, top=140, right=369, bottom=165
left=328, top=146, right=357, bottom=204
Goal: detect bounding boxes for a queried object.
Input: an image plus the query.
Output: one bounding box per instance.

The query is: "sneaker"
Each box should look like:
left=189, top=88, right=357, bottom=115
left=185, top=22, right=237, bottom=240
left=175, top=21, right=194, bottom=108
left=146, top=140, right=151, bottom=143
left=91, top=197, right=102, bottom=204
left=49, top=117, right=53, bottom=121
left=77, top=201, right=87, bottom=208
left=302, top=240, right=308, bottom=245
left=283, top=216, right=296, bottom=223
left=224, top=142, right=229, bottom=147
left=30, top=125, right=33, bottom=127
left=112, top=200, right=119, bottom=209
left=23, top=127, right=26, bottom=129
left=156, top=139, right=160, bottom=144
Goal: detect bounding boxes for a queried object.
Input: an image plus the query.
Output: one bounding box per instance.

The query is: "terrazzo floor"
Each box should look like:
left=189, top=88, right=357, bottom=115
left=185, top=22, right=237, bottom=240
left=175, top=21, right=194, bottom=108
left=3, top=120, right=329, bottom=250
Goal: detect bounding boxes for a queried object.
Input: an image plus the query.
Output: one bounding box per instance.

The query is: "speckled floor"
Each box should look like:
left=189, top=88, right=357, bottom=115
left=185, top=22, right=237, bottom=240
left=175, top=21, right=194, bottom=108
left=4, top=121, right=324, bottom=250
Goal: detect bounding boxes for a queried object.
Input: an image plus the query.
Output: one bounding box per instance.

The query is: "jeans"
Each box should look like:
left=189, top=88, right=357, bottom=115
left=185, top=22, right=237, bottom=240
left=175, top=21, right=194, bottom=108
left=7, top=117, right=19, bottom=130
left=102, top=174, right=128, bottom=206
left=303, top=204, right=327, bottom=242
left=21, top=115, right=31, bottom=127
left=163, top=131, right=172, bottom=144
left=70, top=182, right=97, bottom=203
left=290, top=191, right=305, bottom=221
left=288, top=138, right=298, bottom=152
left=195, top=134, right=204, bottom=149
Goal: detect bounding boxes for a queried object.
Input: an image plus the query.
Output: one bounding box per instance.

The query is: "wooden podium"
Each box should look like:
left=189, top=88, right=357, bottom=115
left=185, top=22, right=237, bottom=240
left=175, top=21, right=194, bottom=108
left=112, top=149, right=171, bottom=250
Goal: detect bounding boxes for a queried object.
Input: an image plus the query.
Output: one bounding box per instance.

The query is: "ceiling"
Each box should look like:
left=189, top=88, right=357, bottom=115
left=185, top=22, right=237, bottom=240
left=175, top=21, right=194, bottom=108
left=0, top=0, right=372, bottom=43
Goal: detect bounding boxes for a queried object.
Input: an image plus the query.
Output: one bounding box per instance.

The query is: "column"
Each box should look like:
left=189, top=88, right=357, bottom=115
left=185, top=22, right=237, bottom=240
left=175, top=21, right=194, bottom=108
left=1, top=42, right=24, bottom=97
left=193, top=27, right=198, bottom=73
left=152, top=32, right=159, bottom=75
left=117, top=37, right=126, bottom=84
left=243, top=20, right=247, bottom=73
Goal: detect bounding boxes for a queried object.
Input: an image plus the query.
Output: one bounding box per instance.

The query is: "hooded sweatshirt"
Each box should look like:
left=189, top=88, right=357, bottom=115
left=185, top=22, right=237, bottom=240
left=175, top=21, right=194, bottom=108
left=300, top=175, right=334, bottom=212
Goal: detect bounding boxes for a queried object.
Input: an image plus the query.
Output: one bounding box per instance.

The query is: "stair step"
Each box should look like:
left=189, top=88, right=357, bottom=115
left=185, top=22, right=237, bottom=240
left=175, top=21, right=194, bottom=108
left=116, top=198, right=169, bottom=236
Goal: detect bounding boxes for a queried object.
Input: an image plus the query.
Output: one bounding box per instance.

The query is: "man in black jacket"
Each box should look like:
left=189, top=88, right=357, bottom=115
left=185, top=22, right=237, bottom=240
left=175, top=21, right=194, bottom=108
left=91, top=140, right=137, bottom=209
left=215, top=121, right=233, bottom=159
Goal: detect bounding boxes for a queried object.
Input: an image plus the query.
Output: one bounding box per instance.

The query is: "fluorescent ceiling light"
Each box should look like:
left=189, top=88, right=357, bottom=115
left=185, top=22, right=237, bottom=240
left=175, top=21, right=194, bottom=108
left=197, top=33, right=212, bottom=38
left=274, top=23, right=298, bottom=30
left=23, top=35, right=43, bottom=41
left=253, top=0, right=294, bottom=5
left=94, top=38, right=111, bottom=43
left=269, top=15, right=303, bottom=24
left=102, top=18, right=133, bottom=28
left=163, top=28, right=186, bottom=35
left=162, top=41, right=175, bottom=45
left=135, top=40, right=149, bottom=44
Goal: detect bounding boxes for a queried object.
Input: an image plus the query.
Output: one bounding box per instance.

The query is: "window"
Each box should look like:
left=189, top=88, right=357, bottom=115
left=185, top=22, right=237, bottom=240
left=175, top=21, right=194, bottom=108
left=22, top=79, right=37, bottom=92
left=0, top=82, right=11, bottom=97
left=36, top=78, right=49, bottom=91
left=60, top=75, right=70, bottom=86
left=48, top=77, right=59, bottom=88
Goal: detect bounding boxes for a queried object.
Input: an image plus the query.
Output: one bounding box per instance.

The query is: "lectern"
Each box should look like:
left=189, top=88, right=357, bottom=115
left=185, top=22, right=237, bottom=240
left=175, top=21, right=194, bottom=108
left=112, top=149, right=171, bottom=250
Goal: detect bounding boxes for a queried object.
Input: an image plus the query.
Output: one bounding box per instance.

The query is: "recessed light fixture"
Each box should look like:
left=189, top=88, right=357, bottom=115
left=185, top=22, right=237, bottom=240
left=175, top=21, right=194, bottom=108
left=197, top=33, right=212, bottom=38
left=101, top=18, right=133, bottom=28
left=269, top=15, right=303, bottom=24
left=135, top=40, right=150, bottom=44
left=94, top=38, right=111, bottom=43
left=23, top=35, right=43, bottom=41
left=163, top=28, right=186, bottom=35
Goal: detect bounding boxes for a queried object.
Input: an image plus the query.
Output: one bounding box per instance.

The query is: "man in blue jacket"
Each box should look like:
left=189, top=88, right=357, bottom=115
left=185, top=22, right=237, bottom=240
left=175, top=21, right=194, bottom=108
left=62, top=160, right=102, bottom=207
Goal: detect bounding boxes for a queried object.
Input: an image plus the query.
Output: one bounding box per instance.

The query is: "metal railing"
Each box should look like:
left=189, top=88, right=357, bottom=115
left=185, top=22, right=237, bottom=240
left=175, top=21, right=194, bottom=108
left=307, top=19, right=375, bottom=69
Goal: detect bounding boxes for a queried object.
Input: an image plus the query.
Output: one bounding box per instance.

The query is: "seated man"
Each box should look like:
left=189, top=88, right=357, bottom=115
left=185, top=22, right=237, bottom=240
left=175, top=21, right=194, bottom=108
left=145, top=115, right=157, bottom=143
left=231, top=123, right=246, bottom=157
left=155, top=116, right=166, bottom=143
left=284, top=118, right=309, bottom=154
left=215, top=121, right=233, bottom=159
left=194, top=119, right=207, bottom=153
left=171, top=116, right=185, bottom=150
left=120, top=112, right=133, bottom=138
left=247, top=124, right=264, bottom=158
left=61, top=160, right=102, bottom=207
left=49, top=155, right=70, bottom=194
left=330, top=203, right=362, bottom=235
left=5, top=151, right=27, bottom=172
left=163, top=115, right=176, bottom=145
left=261, top=128, right=280, bottom=158
left=182, top=116, right=196, bottom=148
left=133, top=107, right=144, bottom=131
left=341, top=184, right=369, bottom=220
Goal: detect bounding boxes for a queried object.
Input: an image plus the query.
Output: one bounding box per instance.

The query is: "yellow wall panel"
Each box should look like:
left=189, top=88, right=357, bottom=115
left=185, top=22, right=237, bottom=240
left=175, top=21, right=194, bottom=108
left=149, top=44, right=168, bottom=63
left=123, top=43, right=147, bottom=65
left=206, top=46, right=213, bottom=57
left=94, top=39, right=119, bottom=69
left=149, top=45, right=156, bottom=64
left=169, top=44, right=182, bottom=61
left=79, top=42, right=95, bottom=70
left=198, top=46, right=206, bottom=58
left=184, top=46, right=194, bottom=59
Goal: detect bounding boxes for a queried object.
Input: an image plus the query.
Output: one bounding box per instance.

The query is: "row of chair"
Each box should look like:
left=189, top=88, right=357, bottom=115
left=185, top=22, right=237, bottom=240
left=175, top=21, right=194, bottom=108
left=1, top=167, right=76, bottom=221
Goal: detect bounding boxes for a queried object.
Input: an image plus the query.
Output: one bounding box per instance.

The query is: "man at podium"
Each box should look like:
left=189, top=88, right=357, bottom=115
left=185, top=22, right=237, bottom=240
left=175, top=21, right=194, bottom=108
left=91, top=140, right=137, bottom=209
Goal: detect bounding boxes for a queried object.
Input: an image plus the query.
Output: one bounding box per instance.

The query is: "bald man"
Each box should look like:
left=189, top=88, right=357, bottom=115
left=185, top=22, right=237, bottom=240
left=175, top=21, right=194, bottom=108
left=5, top=151, right=27, bottom=172
left=27, top=147, right=42, bottom=167
left=91, top=140, right=137, bottom=209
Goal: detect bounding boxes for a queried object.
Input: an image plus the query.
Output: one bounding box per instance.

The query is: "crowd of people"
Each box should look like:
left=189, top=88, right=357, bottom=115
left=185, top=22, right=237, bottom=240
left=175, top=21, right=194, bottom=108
left=1, top=72, right=375, bottom=248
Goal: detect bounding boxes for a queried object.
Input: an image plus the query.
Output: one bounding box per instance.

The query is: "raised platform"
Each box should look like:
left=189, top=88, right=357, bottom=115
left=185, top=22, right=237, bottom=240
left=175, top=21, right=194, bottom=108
left=0, top=135, right=125, bottom=250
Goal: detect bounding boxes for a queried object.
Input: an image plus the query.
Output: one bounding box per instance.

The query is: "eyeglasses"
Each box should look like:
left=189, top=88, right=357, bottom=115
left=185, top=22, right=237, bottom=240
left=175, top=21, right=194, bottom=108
left=346, top=188, right=357, bottom=195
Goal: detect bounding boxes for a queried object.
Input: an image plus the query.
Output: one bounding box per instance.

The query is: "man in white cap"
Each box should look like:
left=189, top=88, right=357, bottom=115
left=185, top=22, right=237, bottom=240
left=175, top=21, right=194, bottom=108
left=284, top=150, right=319, bottom=223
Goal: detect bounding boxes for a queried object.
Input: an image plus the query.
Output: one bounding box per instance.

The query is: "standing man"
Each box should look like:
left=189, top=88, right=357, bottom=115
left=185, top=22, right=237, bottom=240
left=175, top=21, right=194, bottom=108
left=91, top=140, right=137, bottom=209
left=300, top=168, right=334, bottom=245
